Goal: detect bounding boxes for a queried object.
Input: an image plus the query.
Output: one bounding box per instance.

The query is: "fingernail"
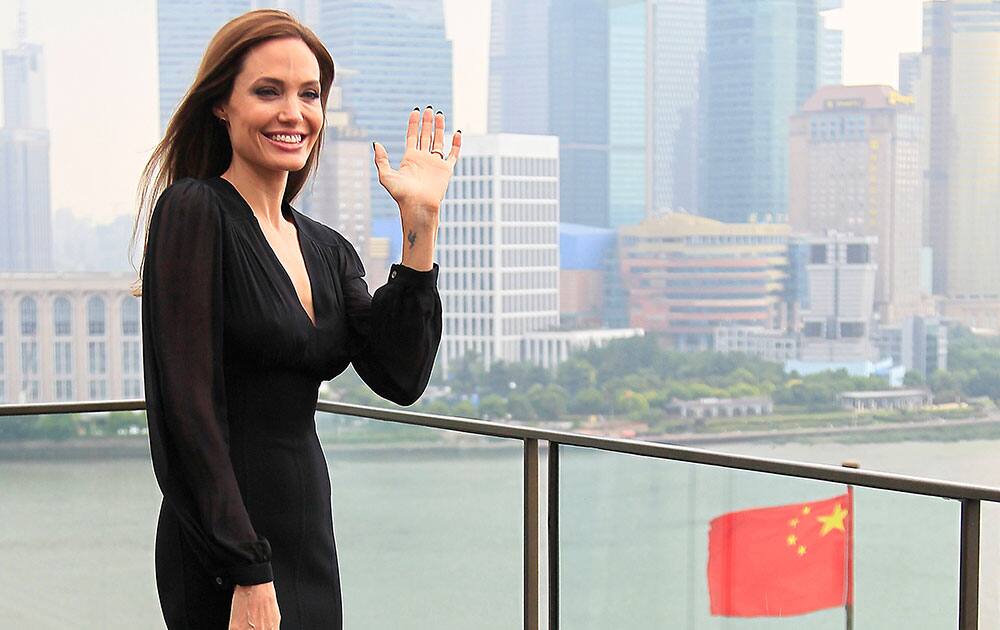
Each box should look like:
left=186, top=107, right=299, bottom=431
left=436, top=110, right=442, bottom=115
left=426, top=104, right=432, bottom=109
left=372, top=142, right=376, bottom=150
left=412, top=107, right=419, bottom=111
left=456, top=129, right=462, bottom=134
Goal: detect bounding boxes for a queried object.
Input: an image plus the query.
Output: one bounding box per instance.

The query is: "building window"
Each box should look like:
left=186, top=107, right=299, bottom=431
left=54, top=296, right=72, bottom=336
left=88, top=341, right=107, bottom=375
left=846, top=244, right=870, bottom=264
left=87, top=296, right=106, bottom=336
left=809, top=245, right=827, bottom=265
left=20, top=297, right=37, bottom=336
left=121, top=298, right=140, bottom=335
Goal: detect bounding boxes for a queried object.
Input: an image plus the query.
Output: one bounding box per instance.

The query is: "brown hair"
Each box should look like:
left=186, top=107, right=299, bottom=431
left=128, top=9, right=335, bottom=297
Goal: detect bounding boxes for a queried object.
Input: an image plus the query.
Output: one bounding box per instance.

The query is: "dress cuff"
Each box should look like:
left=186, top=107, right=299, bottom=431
left=216, top=560, right=274, bottom=590
left=388, top=262, right=439, bottom=289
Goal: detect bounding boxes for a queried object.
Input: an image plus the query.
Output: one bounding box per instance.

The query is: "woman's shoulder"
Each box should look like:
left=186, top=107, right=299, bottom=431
left=153, top=177, right=229, bottom=225
left=291, top=209, right=356, bottom=251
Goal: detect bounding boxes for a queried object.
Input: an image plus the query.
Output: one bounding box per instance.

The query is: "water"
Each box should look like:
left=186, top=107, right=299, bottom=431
left=2, top=436, right=998, bottom=628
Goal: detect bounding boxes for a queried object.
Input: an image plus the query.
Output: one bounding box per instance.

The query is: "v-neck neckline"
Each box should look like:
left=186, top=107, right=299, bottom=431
left=214, top=175, right=318, bottom=331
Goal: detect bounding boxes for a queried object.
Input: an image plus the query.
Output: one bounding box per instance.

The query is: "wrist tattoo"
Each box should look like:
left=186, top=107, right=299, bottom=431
left=407, top=230, right=417, bottom=249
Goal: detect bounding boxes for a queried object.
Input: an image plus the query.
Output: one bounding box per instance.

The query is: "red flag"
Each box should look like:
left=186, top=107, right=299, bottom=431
left=707, top=491, right=853, bottom=617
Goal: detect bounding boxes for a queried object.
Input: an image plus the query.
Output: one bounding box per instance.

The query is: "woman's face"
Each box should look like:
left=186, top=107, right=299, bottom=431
left=214, top=36, right=323, bottom=175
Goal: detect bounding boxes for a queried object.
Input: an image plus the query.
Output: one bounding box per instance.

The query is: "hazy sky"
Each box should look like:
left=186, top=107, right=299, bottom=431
left=0, top=0, right=922, bottom=224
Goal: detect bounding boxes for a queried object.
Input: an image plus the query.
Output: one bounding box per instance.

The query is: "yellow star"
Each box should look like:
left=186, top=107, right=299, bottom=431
left=801, top=506, right=811, bottom=515
left=786, top=534, right=797, bottom=546
left=798, top=545, right=807, bottom=556
left=788, top=517, right=799, bottom=527
left=817, top=503, right=849, bottom=536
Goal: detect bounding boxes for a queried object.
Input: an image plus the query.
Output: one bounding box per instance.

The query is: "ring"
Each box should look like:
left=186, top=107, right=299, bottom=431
left=430, top=150, right=445, bottom=159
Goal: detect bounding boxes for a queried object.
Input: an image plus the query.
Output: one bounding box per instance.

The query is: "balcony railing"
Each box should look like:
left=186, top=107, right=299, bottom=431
left=2, top=398, right=998, bottom=629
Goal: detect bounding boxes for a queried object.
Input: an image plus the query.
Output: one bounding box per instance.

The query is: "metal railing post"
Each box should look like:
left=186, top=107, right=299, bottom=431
left=524, top=438, right=539, bottom=630
left=548, top=441, right=560, bottom=630
left=960, top=498, right=981, bottom=629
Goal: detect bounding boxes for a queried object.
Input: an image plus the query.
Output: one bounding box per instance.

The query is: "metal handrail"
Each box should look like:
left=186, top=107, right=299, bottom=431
left=0, top=398, right=992, bottom=629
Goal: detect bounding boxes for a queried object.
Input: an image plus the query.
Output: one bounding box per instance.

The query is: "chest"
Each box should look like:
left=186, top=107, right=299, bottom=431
left=255, top=221, right=315, bottom=327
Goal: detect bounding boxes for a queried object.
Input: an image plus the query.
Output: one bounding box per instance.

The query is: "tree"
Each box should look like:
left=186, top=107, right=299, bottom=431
left=903, top=370, right=925, bottom=387
left=528, top=384, right=568, bottom=419
left=507, top=393, right=536, bottom=421
left=478, top=394, right=507, bottom=419
left=570, top=387, right=606, bottom=414
left=556, top=358, right=597, bottom=394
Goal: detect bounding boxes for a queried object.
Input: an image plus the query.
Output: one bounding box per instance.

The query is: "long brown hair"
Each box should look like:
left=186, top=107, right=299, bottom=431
left=128, top=9, right=335, bottom=297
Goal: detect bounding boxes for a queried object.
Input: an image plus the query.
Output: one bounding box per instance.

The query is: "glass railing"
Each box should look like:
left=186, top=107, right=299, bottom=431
left=1, top=399, right=996, bottom=629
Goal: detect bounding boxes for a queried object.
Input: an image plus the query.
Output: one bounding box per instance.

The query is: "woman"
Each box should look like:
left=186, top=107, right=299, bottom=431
left=131, top=9, right=460, bottom=629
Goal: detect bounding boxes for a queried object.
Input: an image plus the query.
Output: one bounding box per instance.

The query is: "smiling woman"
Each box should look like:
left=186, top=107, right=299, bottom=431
left=128, top=8, right=453, bottom=630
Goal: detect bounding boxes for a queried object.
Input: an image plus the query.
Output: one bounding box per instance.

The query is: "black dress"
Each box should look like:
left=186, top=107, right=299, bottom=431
left=141, top=175, right=442, bottom=629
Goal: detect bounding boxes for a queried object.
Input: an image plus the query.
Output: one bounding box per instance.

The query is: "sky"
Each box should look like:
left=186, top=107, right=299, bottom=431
left=0, top=0, right=923, bottom=224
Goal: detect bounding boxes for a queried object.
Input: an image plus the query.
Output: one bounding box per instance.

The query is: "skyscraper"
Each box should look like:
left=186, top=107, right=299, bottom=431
left=0, top=4, right=53, bottom=271
left=938, top=0, right=1000, bottom=320
left=699, top=0, right=820, bottom=223
left=918, top=0, right=953, bottom=293
left=157, top=0, right=252, bottom=135
left=650, top=0, right=706, bottom=216
left=789, top=85, right=924, bottom=324
left=819, top=0, right=844, bottom=87
left=549, top=0, right=610, bottom=227
left=320, top=0, right=453, bottom=221
left=898, top=51, right=921, bottom=96
left=608, top=0, right=647, bottom=227
left=487, top=0, right=551, bottom=135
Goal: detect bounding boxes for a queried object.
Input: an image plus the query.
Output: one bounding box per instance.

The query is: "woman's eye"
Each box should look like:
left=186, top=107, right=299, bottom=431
left=256, top=88, right=277, bottom=96
left=257, top=88, right=319, bottom=100
left=305, top=91, right=320, bottom=99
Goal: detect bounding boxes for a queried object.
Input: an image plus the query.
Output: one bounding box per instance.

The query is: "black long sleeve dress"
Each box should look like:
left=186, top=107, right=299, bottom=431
left=141, top=175, right=442, bottom=629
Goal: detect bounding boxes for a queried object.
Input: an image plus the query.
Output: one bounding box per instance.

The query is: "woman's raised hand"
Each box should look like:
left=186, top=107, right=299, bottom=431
left=373, top=106, right=461, bottom=226
left=229, top=581, right=281, bottom=630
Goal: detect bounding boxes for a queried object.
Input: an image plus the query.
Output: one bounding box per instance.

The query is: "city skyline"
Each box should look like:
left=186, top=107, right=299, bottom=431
left=0, top=0, right=921, bottom=226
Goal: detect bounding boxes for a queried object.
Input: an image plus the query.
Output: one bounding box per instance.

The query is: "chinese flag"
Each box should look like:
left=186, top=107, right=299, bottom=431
left=707, top=491, right=853, bottom=617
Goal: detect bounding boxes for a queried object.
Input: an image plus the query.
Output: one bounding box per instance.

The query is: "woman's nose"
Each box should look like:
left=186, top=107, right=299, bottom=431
left=278, top=96, right=304, bottom=120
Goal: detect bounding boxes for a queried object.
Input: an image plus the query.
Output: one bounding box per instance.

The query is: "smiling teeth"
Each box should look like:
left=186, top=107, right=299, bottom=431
left=269, top=134, right=302, bottom=144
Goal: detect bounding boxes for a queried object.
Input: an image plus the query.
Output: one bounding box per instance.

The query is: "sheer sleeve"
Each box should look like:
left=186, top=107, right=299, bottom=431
left=141, top=177, right=273, bottom=589
left=339, top=235, right=443, bottom=406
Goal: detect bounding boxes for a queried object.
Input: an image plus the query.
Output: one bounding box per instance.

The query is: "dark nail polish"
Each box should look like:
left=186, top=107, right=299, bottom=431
left=436, top=110, right=442, bottom=115
left=426, top=104, right=432, bottom=109
left=456, top=129, right=462, bottom=134
left=413, top=107, right=419, bottom=111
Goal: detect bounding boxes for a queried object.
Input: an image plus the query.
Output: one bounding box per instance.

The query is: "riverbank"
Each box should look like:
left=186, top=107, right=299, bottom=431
left=4, top=414, right=1000, bottom=460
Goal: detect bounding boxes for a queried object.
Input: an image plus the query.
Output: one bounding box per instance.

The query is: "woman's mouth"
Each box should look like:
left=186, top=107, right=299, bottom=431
left=262, top=132, right=307, bottom=150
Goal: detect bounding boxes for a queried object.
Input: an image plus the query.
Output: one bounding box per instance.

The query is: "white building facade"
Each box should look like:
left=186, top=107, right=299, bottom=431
left=0, top=272, right=141, bottom=403
left=438, top=133, right=561, bottom=374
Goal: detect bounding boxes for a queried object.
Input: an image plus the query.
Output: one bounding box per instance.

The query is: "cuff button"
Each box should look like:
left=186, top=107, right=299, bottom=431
left=391, top=270, right=397, bottom=279
left=215, top=577, right=223, bottom=585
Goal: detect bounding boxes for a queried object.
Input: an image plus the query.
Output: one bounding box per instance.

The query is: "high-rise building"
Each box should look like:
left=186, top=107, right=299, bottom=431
left=789, top=85, right=924, bottom=324
left=549, top=0, right=610, bottom=227
left=898, top=51, right=922, bottom=96
left=699, top=0, right=820, bottom=223
left=0, top=5, right=53, bottom=272
left=819, top=1, right=844, bottom=87
left=650, top=0, right=706, bottom=216
left=437, top=134, right=560, bottom=373
left=608, top=0, right=647, bottom=228
left=320, top=0, right=453, bottom=221
left=939, top=0, right=1000, bottom=312
left=157, top=1, right=252, bottom=135
left=487, top=0, right=551, bottom=135
left=618, top=212, right=790, bottom=350
left=918, top=0, right=953, bottom=294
